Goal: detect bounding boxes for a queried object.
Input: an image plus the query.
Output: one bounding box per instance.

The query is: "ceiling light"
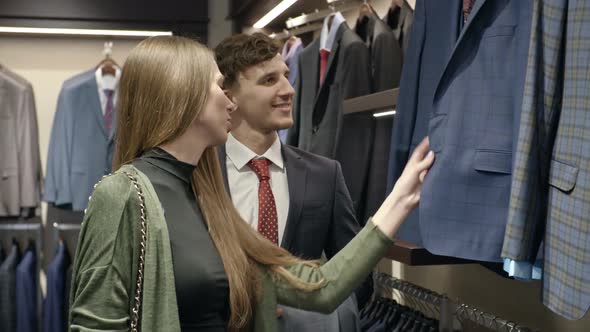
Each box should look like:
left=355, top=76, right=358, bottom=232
left=253, top=0, right=298, bottom=29
left=0, top=27, right=172, bottom=37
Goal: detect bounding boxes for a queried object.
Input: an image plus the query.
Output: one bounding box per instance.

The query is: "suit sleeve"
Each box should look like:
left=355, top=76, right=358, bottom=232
left=69, top=175, right=135, bottom=331
left=44, top=86, right=74, bottom=206
left=16, top=83, right=41, bottom=210
left=286, top=55, right=303, bottom=147
left=275, top=219, right=393, bottom=313
left=386, top=0, right=426, bottom=192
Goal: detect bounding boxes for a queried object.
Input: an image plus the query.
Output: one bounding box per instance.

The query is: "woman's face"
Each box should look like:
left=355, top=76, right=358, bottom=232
left=195, top=66, right=236, bottom=146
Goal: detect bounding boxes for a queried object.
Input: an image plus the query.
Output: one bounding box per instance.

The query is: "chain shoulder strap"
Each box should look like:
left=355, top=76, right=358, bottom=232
left=121, top=171, right=148, bottom=332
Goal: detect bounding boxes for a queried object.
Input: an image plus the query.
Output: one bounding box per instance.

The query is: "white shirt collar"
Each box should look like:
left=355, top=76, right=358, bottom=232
left=226, top=133, right=284, bottom=171
left=95, top=66, right=121, bottom=92
left=281, top=37, right=303, bottom=62
left=320, top=11, right=346, bottom=52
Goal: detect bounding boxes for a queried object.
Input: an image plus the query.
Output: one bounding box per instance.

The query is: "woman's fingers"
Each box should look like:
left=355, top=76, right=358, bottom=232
left=410, top=136, right=430, bottom=163
left=417, top=150, right=435, bottom=173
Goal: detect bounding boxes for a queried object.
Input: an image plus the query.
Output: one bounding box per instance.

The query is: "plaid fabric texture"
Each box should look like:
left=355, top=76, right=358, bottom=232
left=502, top=0, right=590, bottom=320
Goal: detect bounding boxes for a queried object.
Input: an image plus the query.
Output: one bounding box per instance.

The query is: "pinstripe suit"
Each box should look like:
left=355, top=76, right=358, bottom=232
left=501, top=0, right=590, bottom=319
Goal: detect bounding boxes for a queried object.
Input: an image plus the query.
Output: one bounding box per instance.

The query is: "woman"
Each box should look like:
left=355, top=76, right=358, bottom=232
left=68, top=36, right=434, bottom=332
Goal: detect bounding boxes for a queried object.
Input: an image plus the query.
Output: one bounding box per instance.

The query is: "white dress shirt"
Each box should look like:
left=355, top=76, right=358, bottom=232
left=225, top=133, right=290, bottom=245
left=320, top=11, right=346, bottom=52
left=94, top=66, right=121, bottom=116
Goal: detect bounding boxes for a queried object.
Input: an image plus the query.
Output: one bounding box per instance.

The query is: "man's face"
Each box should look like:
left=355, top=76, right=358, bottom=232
left=229, top=54, right=295, bottom=134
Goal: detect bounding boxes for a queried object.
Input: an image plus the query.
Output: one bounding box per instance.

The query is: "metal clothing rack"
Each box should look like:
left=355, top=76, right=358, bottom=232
left=375, top=273, right=538, bottom=332
left=0, top=223, right=43, bottom=331
left=52, top=222, right=82, bottom=247
left=285, top=0, right=362, bottom=29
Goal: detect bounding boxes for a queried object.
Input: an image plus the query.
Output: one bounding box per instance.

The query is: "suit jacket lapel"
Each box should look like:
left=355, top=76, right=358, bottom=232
left=313, top=23, right=347, bottom=110
left=85, top=74, right=108, bottom=138
left=434, top=0, right=488, bottom=101
left=217, top=144, right=232, bottom=198
left=281, top=145, right=307, bottom=249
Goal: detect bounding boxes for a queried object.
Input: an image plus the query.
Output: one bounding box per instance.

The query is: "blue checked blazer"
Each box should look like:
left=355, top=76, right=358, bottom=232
left=501, top=0, right=590, bottom=320
left=388, top=0, right=533, bottom=262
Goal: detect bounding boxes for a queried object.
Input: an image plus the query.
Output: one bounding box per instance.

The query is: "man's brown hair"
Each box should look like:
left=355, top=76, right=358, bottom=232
left=214, top=32, right=281, bottom=89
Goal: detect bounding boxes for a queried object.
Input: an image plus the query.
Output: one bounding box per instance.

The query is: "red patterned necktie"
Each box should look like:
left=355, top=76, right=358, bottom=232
left=463, top=0, right=475, bottom=23
left=319, top=49, right=330, bottom=87
left=247, top=158, right=279, bottom=245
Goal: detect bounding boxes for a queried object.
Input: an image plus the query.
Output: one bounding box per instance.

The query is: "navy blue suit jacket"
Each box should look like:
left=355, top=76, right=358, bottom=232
left=43, top=242, right=71, bottom=332
left=16, top=247, right=37, bottom=332
left=0, top=243, right=20, bottom=332
left=44, top=69, right=115, bottom=211
left=388, top=0, right=532, bottom=261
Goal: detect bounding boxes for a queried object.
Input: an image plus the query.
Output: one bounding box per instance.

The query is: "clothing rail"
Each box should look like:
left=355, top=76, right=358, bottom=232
left=0, top=223, right=43, bottom=331
left=375, top=273, right=538, bottom=332
left=285, top=0, right=361, bottom=29
left=52, top=222, right=82, bottom=258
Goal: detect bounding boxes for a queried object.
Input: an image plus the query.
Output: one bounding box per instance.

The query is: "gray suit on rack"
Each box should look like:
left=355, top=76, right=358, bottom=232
left=0, top=67, right=42, bottom=217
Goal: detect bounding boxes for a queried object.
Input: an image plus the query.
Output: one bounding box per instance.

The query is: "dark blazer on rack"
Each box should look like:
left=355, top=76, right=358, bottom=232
left=287, top=22, right=373, bottom=221
left=501, top=0, right=590, bottom=320
left=44, top=69, right=116, bottom=211
left=354, top=12, right=404, bottom=222
left=0, top=67, right=42, bottom=217
left=0, top=243, right=20, bottom=332
left=16, top=247, right=37, bottom=332
left=44, top=242, right=71, bottom=332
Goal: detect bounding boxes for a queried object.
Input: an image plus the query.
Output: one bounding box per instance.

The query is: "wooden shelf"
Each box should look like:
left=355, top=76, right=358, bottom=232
left=386, top=239, right=473, bottom=266
left=342, top=88, right=399, bottom=114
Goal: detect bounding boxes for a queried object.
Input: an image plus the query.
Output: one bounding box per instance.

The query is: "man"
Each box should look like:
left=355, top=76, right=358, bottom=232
left=215, top=33, right=370, bottom=332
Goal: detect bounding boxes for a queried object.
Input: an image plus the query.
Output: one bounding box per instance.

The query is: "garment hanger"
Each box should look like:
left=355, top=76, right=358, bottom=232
left=97, top=41, right=119, bottom=77
left=359, top=1, right=373, bottom=20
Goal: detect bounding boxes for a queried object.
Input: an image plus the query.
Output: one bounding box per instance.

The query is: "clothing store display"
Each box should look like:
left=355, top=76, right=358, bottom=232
left=0, top=66, right=42, bottom=217
left=68, top=164, right=394, bottom=332
left=44, top=241, right=71, bottom=332
left=501, top=0, right=590, bottom=320
left=133, top=148, right=230, bottom=331
left=44, top=69, right=119, bottom=211
left=16, top=245, right=37, bottom=332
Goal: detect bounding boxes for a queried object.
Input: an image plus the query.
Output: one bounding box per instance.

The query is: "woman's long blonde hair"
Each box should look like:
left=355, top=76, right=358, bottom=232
left=114, top=36, right=322, bottom=330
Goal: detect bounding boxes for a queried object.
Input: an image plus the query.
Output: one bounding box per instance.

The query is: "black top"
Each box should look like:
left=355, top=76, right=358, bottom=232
left=133, top=148, right=229, bottom=332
